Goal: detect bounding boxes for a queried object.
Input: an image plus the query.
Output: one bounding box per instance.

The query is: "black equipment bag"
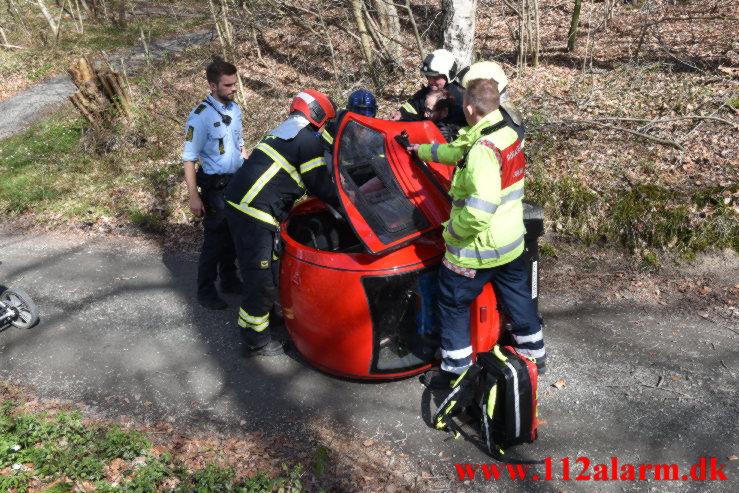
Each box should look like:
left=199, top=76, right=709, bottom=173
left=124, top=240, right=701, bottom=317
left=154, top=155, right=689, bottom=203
left=432, top=345, right=539, bottom=459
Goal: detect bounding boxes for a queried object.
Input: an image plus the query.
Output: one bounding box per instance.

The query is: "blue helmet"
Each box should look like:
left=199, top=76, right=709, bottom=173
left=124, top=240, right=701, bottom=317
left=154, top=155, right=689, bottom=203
left=347, top=89, right=377, bottom=117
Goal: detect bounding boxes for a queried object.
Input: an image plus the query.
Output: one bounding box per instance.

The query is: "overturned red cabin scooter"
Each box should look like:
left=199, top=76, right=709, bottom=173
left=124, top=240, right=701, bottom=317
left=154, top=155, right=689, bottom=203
left=280, top=114, right=543, bottom=380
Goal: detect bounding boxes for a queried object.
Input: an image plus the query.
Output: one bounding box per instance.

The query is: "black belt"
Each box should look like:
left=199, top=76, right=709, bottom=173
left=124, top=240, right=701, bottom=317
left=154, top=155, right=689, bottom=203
left=197, top=170, right=233, bottom=190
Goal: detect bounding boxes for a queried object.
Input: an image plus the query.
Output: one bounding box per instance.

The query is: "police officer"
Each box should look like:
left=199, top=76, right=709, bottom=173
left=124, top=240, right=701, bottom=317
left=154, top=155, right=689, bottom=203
left=183, top=58, right=247, bottom=310
left=224, top=90, right=340, bottom=357
left=408, top=78, right=545, bottom=388
left=390, top=49, right=466, bottom=127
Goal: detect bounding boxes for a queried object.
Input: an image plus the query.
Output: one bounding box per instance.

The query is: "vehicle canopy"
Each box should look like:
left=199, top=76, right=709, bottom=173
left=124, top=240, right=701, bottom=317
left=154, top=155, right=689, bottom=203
left=332, top=114, right=453, bottom=254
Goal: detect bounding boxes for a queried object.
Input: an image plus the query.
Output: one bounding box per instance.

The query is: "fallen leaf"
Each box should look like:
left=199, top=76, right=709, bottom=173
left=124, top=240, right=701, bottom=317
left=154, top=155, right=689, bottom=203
left=363, top=439, right=374, bottom=447
left=123, top=398, right=130, bottom=404
left=671, top=376, right=680, bottom=381
left=552, top=380, right=566, bottom=389
left=699, top=312, right=709, bottom=319
left=728, top=455, right=737, bottom=460
left=143, top=402, right=152, bottom=406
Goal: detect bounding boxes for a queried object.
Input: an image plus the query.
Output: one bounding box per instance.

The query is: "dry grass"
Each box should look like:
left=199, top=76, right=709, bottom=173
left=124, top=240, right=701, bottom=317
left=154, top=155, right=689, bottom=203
left=0, top=0, right=736, bottom=257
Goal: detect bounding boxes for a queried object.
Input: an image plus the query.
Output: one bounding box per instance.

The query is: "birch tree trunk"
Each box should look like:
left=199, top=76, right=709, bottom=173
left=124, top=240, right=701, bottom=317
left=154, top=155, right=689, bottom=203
left=441, top=0, right=477, bottom=67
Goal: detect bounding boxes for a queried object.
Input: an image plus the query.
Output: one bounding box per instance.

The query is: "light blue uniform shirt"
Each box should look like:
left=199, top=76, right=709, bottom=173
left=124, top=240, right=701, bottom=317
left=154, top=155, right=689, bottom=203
left=182, top=95, right=245, bottom=175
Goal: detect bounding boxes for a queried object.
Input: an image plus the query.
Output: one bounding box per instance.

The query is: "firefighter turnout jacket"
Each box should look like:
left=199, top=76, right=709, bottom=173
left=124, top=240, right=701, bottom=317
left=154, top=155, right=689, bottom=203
left=417, top=109, right=526, bottom=269
left=225, top=120, right=338, bottom=230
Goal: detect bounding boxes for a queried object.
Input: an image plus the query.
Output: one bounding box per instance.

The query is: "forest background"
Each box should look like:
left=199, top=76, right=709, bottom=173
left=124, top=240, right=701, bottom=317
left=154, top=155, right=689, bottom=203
left=0, top=0, right=737, bottom=264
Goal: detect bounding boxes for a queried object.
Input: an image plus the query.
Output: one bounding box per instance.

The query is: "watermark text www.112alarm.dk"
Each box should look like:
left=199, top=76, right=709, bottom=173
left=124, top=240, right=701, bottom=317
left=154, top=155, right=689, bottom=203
left=455, top=457, right=730, bottom=481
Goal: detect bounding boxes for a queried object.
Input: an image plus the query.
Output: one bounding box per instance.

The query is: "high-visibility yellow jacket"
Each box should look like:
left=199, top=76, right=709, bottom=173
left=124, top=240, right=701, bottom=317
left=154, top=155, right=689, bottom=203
left=418, top=109, right=526, bottom=269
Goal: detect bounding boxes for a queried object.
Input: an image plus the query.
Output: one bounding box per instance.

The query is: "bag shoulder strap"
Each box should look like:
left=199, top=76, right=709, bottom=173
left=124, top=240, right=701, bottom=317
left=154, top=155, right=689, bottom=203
left=432, top=364, right=481, bottom=433
left=457, top=120, right=508, bottom=168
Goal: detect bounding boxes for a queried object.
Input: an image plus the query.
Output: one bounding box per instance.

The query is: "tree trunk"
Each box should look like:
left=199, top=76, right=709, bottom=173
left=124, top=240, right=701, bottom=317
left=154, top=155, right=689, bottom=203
left=68, top=57, right=131, bottom=124
left=567, top=0, right=582, bottom=52
left=351, top=0, right=374, bottom=64
left=117, top=0, right=126, bottom=28
left=374, top=0, right=401, bottom=58
left=35, top=0, right=59, bottom=37
left=441, top=0, right=477, bottom=68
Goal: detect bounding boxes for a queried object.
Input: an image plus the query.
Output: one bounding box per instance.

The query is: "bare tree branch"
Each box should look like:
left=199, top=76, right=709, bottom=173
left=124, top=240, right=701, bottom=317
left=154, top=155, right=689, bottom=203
left=535, top=119, right=687, bottom=151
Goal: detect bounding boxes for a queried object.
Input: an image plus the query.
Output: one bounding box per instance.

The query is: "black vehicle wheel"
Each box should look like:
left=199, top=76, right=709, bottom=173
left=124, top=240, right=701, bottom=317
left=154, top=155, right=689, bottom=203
left=1, top=288, right=39, bottom=329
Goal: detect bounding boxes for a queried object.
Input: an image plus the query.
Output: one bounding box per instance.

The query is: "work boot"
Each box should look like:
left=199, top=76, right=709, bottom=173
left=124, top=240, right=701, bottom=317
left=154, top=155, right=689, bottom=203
left=245, top=339, right=285, bottom=357
left=381, top=336, right=440, bottom=370
left=420, top=369, right=456, bottom=390
left=535, top=355, right=547, bottom=375
left=197, top=296, right=227, bottom=310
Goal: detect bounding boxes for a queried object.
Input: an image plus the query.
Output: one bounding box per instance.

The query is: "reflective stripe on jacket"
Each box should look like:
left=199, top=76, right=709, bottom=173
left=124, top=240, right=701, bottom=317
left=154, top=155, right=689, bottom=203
left=418, top=109, right=526, bottom=269
left=224, top=125, right=338, bottom=230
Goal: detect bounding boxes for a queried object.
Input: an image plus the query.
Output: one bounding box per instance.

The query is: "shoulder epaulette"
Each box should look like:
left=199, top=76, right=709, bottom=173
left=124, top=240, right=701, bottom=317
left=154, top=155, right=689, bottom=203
left=194, top=104, right=207, bottom=114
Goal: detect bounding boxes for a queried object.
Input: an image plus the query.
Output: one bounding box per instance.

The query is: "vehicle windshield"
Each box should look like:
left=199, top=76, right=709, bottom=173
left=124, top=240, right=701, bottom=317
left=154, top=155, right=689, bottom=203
left=337, top=120, right=429, bottom=245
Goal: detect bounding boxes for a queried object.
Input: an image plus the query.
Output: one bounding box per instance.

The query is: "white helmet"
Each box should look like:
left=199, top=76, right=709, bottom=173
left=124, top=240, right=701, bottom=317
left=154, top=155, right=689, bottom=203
left=420, top=49, right=458, bottom=82
left=459, top=61, right=509, bottom=93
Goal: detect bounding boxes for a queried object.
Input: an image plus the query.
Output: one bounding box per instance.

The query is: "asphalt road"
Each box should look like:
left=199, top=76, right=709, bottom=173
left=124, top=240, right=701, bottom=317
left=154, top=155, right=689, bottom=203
left=0, top=228, right=737, bottom=492
left=0, top=31, right=214, bottom=141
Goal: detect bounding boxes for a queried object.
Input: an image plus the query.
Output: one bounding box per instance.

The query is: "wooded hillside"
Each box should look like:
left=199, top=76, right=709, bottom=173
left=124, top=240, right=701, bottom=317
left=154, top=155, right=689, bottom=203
left=0, top=0, right=736, bottom=262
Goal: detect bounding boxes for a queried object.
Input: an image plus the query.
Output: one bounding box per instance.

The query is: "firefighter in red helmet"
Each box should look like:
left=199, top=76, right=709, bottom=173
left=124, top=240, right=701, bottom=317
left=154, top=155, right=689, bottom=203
left=225, top=90, right=340, bottom=356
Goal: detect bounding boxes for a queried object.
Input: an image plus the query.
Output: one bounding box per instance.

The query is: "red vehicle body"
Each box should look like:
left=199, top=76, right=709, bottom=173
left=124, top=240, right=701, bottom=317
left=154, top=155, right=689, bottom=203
left=280, top=115, right=502, bottom=380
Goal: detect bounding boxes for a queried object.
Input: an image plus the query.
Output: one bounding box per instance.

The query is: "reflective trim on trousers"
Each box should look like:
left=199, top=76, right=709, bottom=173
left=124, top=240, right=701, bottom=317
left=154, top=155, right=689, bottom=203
left=238, top=317, right=269, bottom=332
left=441, top=345, right=473, bottom=360
left=239, top=308, right=268, bottom=324
left=441, top=361, right=472, bottom=375
left=515, top=346, right=546, bottom=359
left=239, top=309, right=269, bottom=332
left=446, top=234, right=524, bottom=260
left=513, top=330, right=543, bottom=344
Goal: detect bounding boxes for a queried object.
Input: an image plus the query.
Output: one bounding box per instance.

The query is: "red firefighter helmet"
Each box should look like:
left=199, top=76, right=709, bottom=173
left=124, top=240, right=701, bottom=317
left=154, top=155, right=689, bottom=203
left=290, top=90, right=336, bottom=128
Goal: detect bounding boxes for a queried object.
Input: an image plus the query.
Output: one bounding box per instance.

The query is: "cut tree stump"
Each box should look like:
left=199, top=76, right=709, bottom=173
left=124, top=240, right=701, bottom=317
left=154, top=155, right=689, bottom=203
left=68, top=56, right=131, bottom=124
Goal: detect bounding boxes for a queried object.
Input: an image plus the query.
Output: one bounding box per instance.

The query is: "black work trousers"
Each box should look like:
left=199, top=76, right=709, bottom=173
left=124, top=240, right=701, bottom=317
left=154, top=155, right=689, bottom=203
left=225, top=206, right=280, bottom=348
left=197, top=183, right=239, bottom=301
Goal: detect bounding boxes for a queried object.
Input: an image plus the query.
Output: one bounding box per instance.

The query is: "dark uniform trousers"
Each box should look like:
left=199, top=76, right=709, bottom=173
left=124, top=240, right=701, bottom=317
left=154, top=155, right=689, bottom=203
left=225, top=206, right=280, bottom=348
left=197, top=172, right=239, bottom=300
left=437, top=254, right=543, bottom=372
left=223, top=123, right=339, bottom=349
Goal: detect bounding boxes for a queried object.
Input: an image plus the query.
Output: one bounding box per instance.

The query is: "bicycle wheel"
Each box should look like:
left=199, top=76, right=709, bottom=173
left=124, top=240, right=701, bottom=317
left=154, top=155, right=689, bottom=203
left=1, top=288, right=39, bottom=329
